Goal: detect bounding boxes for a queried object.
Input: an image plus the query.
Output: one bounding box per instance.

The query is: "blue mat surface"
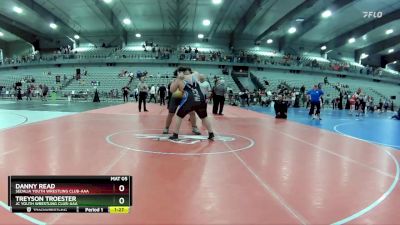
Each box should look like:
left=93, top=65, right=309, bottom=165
left=245, top=105, right=400, bottom=149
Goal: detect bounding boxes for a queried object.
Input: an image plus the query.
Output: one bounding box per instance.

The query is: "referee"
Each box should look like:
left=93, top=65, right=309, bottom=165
left=307, top=85, right=324, bottom=120
left=137, top=77, right=149, bottom=112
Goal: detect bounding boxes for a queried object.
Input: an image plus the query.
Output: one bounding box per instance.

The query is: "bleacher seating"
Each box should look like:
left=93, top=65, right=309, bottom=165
left=0, top=61, right=398, bottom=107
left=2, top=47, right=399, bottom=83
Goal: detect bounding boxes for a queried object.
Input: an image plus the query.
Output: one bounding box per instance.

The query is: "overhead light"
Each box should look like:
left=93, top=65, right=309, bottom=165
left=385, top=29, right=393, bottom=35
left=360, top=53, right=368, bottom=59
left=202, top=19, right=211, bottom=26
left=266, top=39, right=273, bottom=44
left=198, top=34, right=204, bottom=39
left=123, top=18, right=131, bottom=25
left=13, top=6, right=23, bottom=14
left=0, top=32, right=3, bottom=36
left=362, top=35, right=367, bottom=40
left=49, top=23, right=57, bottom=29
left=103, top=0, right=112, bottom=3
left=288, top=27, right=296, bottom=34
left=321, top=10, right=332, bottom=18
left=135, top=33, right=141, bottom=38
left=393, top=61, right=397, bottom=64
left=212, top=0, right=222, bottom=4
left=74, top=35, right=80, bottom=40
left=348, top=37, right=355, bottom=43
left=321, top=45, right=327, bottom=50
left=388, top=49, right=394, bottom=53
left=295, top=18, right=304, bottom=22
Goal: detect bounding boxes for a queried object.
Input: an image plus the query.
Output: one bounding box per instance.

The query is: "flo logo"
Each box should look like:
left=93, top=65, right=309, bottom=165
left=135, top=134, right=235, bottom=144
left=363, top=11, right=383, bottom=18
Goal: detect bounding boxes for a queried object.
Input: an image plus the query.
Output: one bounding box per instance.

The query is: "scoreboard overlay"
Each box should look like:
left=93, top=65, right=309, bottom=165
left=8, top=176, right=132, bottom=213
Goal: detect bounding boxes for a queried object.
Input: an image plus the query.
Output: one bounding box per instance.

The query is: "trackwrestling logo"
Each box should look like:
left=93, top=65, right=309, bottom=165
left=135, top=134, right=235, bottom=144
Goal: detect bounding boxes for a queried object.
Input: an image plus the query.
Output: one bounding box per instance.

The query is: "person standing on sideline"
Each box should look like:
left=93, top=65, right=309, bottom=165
left=307, top=85, right=324, bottom=120
left=26, top=85, right=32, bottom=101
left=137, top=77, right=149, bottom=112
left=148, top=85, right=157, bottom=103
left=228, top=88, right=233, bottom=104
left=158, top=84, right=167, bottom=105
left=155, top=84, right=160, bottom=98
left=42, top=84, right=49, bottom=101
left=122, top=86, right=130, bottom=103
left=133, top=87, right=138, bottom=102
left=16, top=86, right=22, bottom=101
left=212, top=79, right=226, bottom=115
left=198, top=74, right=211, bottom=102
left=350, top=88, right=361, bottom=115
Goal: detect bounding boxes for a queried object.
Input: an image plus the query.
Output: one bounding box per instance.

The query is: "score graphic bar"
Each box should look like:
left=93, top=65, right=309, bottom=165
left=8, top=176, right=132, bottom=213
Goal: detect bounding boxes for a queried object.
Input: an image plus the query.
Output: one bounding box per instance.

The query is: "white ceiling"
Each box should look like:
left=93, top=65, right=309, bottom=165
left=302, top=0, right=400, bottom=45
left=340, top=19, right=399, bottom=51
left=0, top=0, right=398, bottom=59
left=0, top=29, right=21, bottom=42
left=244, top=0, right=306, bottom=39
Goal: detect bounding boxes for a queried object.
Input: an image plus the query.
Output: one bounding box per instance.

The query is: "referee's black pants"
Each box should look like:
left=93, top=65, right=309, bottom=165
left=159, top=94, right=165, bottom=105
left=139, top=92, right=148, bottom=111
left=309, top=101, right=321, bottom=115
left=213, top=95, right=225, bottom=114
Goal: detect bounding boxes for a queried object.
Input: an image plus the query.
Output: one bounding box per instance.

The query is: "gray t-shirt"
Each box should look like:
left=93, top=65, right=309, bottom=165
left=213, top=83, right=226, bottom=96
left=138, top=82, right=148, bottom=93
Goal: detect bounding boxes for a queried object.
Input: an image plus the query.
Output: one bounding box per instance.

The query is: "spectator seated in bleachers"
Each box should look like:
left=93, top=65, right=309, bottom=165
left=260, top=95, right=271, bottom=107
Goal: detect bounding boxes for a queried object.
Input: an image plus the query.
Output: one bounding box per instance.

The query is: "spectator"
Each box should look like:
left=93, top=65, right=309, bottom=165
left=148, top=85, right=157, bottom=103
left=391, top=108, right=400, bottom=120
left=158, top=84, right=167, bottom=105
left=300, top=85, right=305, bottom=94
left=390, top=100, right=394, bottom=112
left=26, top=86, right=32, bottom=101
left=239, top=90, right=247, bottom=107
left=384, top=100, right=389, bottom=112
left=228, top=89, right=234, bottom=105
left=16, top=87, right=22, bottom=101
left=122, top=86, right=130, bottom=103
left=41, top=84, right=49, bottom=101
left=133, top=88, right=138, bottom=102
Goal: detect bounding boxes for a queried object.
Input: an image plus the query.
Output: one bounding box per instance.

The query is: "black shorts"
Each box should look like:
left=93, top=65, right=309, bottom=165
left=168, top=97, right=181, bottom=113
left=177, top=102, right=207, bottom=119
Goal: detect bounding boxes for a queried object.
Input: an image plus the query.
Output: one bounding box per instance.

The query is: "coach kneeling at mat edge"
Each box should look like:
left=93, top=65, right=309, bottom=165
left=274, top=95, right=289, bottom=119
